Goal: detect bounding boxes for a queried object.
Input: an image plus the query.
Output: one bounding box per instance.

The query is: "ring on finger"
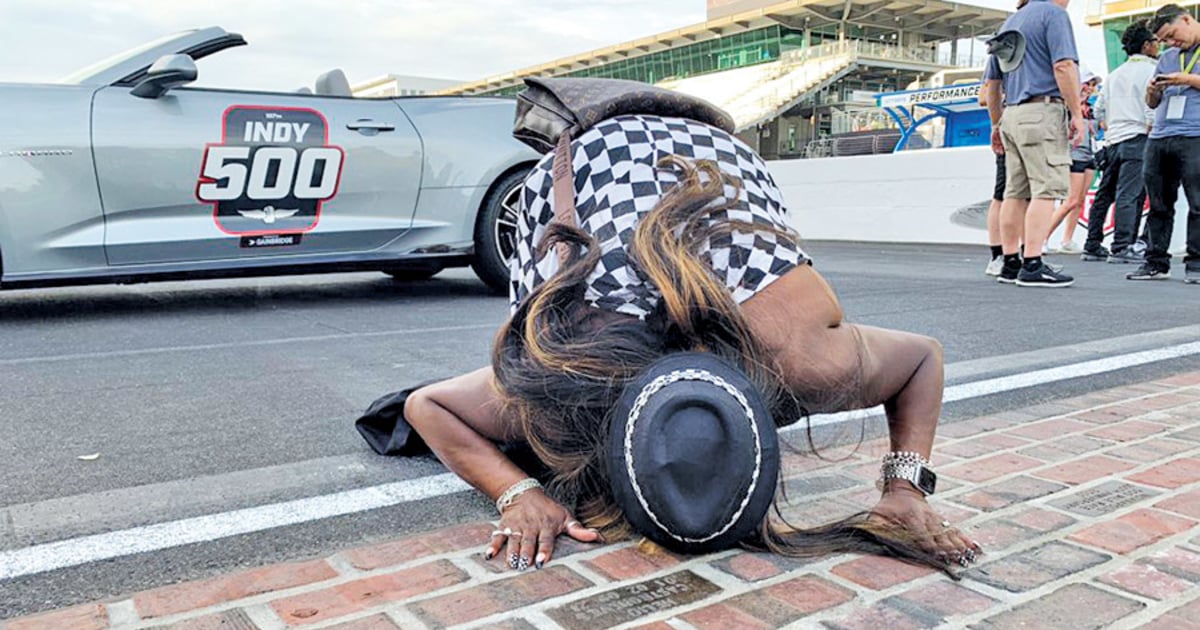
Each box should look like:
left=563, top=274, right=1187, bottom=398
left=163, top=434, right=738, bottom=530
left=940, top=520, right=952, bottom=529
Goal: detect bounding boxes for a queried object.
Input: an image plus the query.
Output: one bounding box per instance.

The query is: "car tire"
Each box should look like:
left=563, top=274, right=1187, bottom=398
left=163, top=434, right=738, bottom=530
left=385, top=268, right=441, bottom=282
left=471, top=168, right=529, bottom=294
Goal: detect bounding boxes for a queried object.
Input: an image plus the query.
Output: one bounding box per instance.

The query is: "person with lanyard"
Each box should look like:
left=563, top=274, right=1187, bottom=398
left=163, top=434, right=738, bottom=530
left=982, top=0, right=1085, bottom=288
left=1082, top=20, right=1159, bottom=265
left=1131, top=4, right=1200, bottom=283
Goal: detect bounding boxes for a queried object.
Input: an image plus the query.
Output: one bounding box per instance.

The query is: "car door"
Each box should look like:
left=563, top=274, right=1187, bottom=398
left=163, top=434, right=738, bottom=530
left=90, top=86, right=422, bottom=266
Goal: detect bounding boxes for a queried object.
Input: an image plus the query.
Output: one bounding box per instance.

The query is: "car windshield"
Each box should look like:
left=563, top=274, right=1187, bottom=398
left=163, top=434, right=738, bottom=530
left=58, top=31, right=192, bottom=84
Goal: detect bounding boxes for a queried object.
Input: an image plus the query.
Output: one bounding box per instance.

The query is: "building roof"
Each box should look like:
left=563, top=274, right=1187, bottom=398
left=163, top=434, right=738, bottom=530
left=440, top=0, right=1010, bottom=95
left=1084, top=0, right=1200, bottom=26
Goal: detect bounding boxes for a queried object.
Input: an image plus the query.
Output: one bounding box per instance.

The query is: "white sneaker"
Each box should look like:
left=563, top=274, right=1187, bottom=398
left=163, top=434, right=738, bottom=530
left=1058, top=241, right=1082, bottom=254
left=985, top=256, right=1003, bottom=276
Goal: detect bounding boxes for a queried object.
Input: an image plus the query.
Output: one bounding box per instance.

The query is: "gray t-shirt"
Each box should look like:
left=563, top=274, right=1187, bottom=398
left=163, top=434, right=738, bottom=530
left=1150, top=47, right=1200, bottom=139
left=983, top=0, right=1078, bottom=105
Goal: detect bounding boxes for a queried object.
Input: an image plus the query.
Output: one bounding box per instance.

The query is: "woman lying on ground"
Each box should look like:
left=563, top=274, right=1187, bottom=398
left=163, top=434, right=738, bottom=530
left=402, top=113, right=981, bottom=574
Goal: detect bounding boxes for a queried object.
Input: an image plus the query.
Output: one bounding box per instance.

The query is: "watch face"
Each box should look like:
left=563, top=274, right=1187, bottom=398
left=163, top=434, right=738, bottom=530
left=917, top=467, right=938, bottom=495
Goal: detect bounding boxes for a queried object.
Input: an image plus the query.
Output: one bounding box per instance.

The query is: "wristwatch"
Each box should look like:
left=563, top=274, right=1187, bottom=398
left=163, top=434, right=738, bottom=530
left=878, top=451, right=938, bottom=496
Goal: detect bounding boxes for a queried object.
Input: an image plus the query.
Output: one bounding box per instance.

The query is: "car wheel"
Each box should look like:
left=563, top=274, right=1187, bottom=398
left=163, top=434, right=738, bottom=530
left=471, top=168, right=528, bottom=294
left=385, top=268, right=441, bottom=282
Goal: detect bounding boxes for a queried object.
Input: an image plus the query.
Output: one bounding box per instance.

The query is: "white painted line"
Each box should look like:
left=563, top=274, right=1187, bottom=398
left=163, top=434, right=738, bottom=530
left=2, top=339, right=1198, bottom=581
left=793, top=340, right=1200, bottom=430
left=0, top=323, right=495, bottom=366
left=0, top=473, right=470, bottom=581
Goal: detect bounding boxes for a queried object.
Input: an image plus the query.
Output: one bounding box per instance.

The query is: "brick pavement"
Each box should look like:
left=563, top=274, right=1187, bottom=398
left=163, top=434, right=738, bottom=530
left=5, top=372, right=1200, bottom=630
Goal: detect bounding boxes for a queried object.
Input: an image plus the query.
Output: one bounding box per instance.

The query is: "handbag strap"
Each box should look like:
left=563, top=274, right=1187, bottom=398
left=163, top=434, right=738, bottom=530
left=551, top=132, right=576, bottom=263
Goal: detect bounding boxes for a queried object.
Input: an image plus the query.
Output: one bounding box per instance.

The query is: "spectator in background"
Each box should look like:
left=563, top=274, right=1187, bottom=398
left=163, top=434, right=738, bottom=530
left=1083, top=21, right=1159, bottom=265
left=981, top=89, right=1009, bottom=276
left=1047, top=68, right=1101, bottom=254
left=983, top=0, right=1085, bottom=287
left=1131, top=4, right=1200, bottom=283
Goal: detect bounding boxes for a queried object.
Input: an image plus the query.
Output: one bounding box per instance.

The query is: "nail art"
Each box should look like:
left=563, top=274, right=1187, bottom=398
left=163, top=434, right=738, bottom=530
left=484, top=549, right=494, bottom=561
left=509, top=553, right=519, bottom=569
left=518, top=556, right=530, bottom=571
left=535, top=553, right=546, bottom=569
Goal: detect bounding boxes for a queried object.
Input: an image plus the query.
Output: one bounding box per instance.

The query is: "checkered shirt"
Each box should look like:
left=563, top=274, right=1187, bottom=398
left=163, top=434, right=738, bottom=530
left=509, top=115, right=808, bottom=319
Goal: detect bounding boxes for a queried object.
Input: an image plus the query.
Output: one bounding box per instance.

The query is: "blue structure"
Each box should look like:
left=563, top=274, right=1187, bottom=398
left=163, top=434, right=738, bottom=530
left=874, top=83, right=990, bottom=152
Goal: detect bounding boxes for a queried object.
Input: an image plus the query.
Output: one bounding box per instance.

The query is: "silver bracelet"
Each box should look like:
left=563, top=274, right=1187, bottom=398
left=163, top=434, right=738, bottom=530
left=495, top=478, right=542, bottom=514
left=880, top=451, right=930, bottom=469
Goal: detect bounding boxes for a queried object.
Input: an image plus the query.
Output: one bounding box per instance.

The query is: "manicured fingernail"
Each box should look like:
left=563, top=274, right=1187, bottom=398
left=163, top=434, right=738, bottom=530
left=518, top=556, right=530, bottom=571
left=483, top=549, right=494, bottom=560
left=535, top=553, right=546, bottom=569
left=509, top=553, right=519, bottom=569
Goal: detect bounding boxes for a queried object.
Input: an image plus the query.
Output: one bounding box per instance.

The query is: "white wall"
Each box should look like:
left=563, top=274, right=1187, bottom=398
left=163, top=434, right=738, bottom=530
left=768, top=146, right=1189, bottom=252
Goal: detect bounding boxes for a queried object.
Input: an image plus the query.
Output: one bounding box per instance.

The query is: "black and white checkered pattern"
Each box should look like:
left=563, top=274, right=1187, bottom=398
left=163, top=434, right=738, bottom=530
left=509, top=115, right=808, bottom=319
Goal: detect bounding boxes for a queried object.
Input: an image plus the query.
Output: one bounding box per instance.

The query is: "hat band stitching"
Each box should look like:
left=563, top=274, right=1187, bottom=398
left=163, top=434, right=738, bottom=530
left=623, top=368, right=763, bottom=544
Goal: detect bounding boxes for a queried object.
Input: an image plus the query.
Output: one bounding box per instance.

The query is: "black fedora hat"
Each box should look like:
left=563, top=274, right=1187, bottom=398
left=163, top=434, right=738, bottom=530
left=607, top=352, right=779, bottom=554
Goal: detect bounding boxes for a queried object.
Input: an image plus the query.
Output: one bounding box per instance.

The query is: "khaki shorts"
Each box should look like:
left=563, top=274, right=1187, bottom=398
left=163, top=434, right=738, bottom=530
left=999, top=102, right=1071, bottom=200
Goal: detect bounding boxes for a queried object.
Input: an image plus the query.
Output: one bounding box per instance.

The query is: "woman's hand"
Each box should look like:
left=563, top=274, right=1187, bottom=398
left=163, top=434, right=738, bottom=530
left=485, top=489, right=601, bottom=570
left=868, top=481, right=981, bottom=568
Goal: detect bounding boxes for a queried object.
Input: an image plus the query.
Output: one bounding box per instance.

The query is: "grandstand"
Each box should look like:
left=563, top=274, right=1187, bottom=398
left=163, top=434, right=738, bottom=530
left=436, top=0, right=1010, bottom=159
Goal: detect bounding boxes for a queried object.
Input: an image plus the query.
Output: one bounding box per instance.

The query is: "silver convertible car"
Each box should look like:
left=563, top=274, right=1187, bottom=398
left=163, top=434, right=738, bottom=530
left=0, top=27, right=540, bottom=293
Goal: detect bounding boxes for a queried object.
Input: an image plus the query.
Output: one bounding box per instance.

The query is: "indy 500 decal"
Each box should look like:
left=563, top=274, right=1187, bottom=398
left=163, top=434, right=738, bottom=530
left=196, top=105, right=344, bottom=235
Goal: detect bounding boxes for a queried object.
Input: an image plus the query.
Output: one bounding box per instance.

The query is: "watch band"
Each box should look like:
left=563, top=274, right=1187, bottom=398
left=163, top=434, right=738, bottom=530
left=878, top=451, right=937, bottom=496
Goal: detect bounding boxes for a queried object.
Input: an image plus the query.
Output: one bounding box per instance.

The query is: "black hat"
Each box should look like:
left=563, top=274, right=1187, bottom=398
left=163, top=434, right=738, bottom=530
left=607, top=352, right=779, bottom=554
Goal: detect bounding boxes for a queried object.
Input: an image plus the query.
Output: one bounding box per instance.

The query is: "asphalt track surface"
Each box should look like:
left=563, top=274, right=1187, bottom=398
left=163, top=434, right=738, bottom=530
left=2, top=241, right=1198, bottom=617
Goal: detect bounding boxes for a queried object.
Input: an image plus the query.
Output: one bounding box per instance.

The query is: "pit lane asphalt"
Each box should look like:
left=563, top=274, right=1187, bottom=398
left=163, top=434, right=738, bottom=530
left=2, top=241, right=1198, bottom=617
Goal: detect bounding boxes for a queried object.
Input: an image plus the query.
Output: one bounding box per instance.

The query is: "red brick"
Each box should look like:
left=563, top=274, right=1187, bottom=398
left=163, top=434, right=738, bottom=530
left=1145, top=546, right=1200, bottom=580
left=822, top=604, right=926, bottom=630
left=1128, top=458, right=1200, bottom=489
left=1071, top=408, right=1136, bottom=424
left=937, top=415, right=1025, bottom=439
left=891, top=581, right=996, bottom=617
left=1141, top=392, right=1200, bottom=409
left=975, top=583, right=1142, bottom=629
left=1108, top=439, right=1195, bottom=463
left=1016, top=435, right=1114, bottom=463
left=1004, top=507, right=1076, bottom=533
left=972, top=542, right=1110, bottom=593
left=1098, top=564, right=1194, bottom=600
left=937, top=433, right=1030, bottom=459
left=1143, top=598, right=1200, bottom=630
left=583, top=543, right=682, bottom=581
left=764, top=575, right=855, bottom=614
left=321, top=615, right=409, bottom=629
left=1069, top=509, right=1196, bottom=554
left=942, top=453, right=1043, bottom=483
left=1086, top=420, right=1171, bottom=443
left=271, top=560, right=467, bottom=625
left=681, top=603, right=775, bottom=630
left=1005, top=418, right=1094, bottom=440
left=1157, top=373, right=1200, bottom=387
left=1033, top=455, right=1136, bottom=485
left=407, top=565, right=591, bottom=627
left=340, top=522, right=494, bottom=571
left=967, top=520, right=1032, bottom=552
left=133, top=560, right=336, bottom=619
left=1156, top=489, right=1200, bottom=519
left=7, top=604, right=108, bottom=630
left=830, top=555, right=937, bottom=590
left=153, top=609, right=262, bottom=630
left=718, top=552, right=784, bottom=582
left=953, top=476, right=1067, bottom=512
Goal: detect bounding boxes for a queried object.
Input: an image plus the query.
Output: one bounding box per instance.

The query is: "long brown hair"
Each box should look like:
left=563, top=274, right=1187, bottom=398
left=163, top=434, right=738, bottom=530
left=493, top=157, right=951, bottom=574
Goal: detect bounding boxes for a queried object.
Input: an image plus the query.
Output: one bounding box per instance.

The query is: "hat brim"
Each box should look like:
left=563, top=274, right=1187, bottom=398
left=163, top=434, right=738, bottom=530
left=607, top=352, right=779, bottom=554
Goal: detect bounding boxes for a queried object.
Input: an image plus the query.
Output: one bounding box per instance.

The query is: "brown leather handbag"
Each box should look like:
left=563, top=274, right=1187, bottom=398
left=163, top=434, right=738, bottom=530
left=513, top=77, right=735, bottom=155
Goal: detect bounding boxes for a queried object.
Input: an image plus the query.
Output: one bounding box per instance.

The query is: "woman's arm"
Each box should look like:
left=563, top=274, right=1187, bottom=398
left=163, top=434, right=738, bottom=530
left=404, top=367, right=599, bottom=570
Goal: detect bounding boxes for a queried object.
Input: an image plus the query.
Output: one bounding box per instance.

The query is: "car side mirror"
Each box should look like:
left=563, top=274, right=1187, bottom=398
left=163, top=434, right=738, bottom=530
left=131, top=54, right=198, bottom=99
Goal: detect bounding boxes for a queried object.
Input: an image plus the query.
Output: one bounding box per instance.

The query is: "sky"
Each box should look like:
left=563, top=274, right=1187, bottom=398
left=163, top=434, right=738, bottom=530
left=0, top=0, right=1107, bottom=90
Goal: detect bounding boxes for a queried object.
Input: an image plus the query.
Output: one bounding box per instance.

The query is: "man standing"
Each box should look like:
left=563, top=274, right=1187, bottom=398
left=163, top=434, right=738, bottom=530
left=1083, top=21, right=1159, bottom=265
left=983, top=0, right=1085, bottom=287
left=1131, top=4, right=1200, bottom=283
